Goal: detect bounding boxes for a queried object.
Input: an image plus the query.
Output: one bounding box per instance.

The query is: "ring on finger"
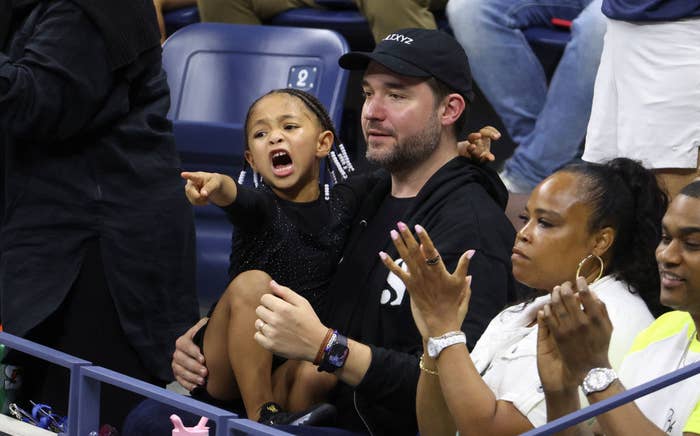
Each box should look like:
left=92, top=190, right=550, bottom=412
left=425, top=254, right=441, bottom=266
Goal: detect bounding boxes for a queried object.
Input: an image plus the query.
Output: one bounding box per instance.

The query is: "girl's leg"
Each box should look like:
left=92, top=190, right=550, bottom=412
left=284, top=361, right=338, bottom=412
left=202, top=269, right=277, bottom=419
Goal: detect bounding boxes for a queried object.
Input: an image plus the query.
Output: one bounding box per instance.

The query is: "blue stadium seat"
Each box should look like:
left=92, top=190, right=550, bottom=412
left=162, top=23, right=350, bottom=308
left=163, top=6, right=199, bottom=36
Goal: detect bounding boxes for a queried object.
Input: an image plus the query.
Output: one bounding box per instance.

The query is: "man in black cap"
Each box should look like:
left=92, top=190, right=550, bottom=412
left=251, top=28, right=520, bottom=434
left=171, top=28, right=519, bottom=434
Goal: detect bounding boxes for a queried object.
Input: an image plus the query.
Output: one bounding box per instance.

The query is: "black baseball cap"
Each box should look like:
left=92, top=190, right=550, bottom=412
left=339, top=28, right=474, bottom=102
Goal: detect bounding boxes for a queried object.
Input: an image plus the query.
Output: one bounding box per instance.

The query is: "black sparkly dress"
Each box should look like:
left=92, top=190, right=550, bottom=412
left=219, top=179, right=369, bottom=316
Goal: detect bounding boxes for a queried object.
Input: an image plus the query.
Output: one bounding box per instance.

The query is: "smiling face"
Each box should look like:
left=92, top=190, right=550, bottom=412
left=360, top=62, right=443, bottom=173
left=244, top=92, right=332, bottom=202
left=656, top=194, right=700, bottom=314
left=512, top=171, right=613, bottom=292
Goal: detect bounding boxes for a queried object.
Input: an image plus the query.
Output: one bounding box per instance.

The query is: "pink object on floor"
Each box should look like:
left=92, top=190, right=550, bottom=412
left=170, top=414, right=209, bottom=435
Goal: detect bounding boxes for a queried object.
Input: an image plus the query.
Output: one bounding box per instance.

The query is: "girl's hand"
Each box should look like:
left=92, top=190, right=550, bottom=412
left=380, top=222, right=473, bottom=338
left=181, top=171, right=237, bottom=207
left=457, top=125, right=499, bottom=163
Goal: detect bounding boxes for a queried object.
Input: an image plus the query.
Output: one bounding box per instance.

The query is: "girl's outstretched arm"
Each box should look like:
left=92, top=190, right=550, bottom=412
left=181, top=171, right=237, bottom=207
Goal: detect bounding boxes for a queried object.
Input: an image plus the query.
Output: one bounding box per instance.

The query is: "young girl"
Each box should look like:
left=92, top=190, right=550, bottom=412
left=181, top=88, right=364, bottom=424
left=181, top=88, right=499, bottom=425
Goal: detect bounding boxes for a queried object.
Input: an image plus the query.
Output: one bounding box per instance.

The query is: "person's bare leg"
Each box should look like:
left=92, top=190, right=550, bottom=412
left=200, top=279, right=242, bottom=402
left=203, top=269, right=277, bottom=420
left=285, top=361, right=337, bottom=411
left=153, top=0, right=167, bottom=43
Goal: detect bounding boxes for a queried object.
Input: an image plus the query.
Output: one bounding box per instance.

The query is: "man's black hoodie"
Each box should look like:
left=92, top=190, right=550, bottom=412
left=324, top=156, right=521, bottom=435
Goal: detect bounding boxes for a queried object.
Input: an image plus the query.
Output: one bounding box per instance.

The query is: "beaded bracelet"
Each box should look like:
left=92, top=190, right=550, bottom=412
left=419, top=355, right=438, bottom=376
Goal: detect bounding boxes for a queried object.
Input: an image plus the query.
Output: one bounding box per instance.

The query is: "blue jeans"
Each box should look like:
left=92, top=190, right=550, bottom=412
left=447, top=0, right=606, bottom=190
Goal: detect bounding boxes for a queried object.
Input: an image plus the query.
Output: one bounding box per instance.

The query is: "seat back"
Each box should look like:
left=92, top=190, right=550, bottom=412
left=162, top=23, right=350, bottom=308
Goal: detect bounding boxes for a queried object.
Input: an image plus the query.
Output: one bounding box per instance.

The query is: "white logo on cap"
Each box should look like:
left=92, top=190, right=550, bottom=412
left=383, top=33, right=413, bottom=45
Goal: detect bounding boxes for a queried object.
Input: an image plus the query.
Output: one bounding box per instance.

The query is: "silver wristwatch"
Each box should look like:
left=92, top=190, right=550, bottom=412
left=426, top=331, right=466, bottom=358
left=581, top=367, right=617, bottom=395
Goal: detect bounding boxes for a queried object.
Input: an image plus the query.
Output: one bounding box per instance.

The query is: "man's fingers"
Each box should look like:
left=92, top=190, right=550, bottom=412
left=254, top=331, right=272, bottom=351
left=255, top=302, right=275, bottom=324
left=466, top=132, right=482, bottom=143
left=188, top=318, right=209, bottom=339
left=479, top=125, right=501, bottom=139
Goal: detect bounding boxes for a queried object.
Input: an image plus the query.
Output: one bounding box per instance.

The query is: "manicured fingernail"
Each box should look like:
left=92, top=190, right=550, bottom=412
left=390, top=230, right=399, bottom=240
left=466, top=275, right=472, bottom=286
left=415, top=224, right=424, bottom=234
left=397, top=222, right=407, bottom=231
left=270, top=280, right=278, bottom=287
left=466, top=249, right=476, bottom=259
left=379, top=251, right=387, bottom=260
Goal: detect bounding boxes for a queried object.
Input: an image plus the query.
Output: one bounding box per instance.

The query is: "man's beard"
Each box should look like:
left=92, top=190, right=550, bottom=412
left=365, top=112, right=441, bottom=173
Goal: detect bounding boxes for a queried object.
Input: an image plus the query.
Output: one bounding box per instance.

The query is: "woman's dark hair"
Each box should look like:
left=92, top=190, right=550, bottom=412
left=563, top=158, right=669, bottom=317
left=243, top=88, right=338, bottom=150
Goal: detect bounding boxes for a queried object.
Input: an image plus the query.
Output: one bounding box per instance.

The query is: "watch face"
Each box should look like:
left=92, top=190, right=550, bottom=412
left=327, top=343, right=349, bottom=368
left=427, top=340, right=438, bottom=358
left=589, top=370, right=609, bottom=389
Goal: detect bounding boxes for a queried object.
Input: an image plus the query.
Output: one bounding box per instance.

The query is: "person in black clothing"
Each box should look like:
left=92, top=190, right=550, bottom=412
left=250, top=28, right=521, bottom=435
left=0, top=0, right=199, bottom=428
left=179, top=88, right=371, bottom=423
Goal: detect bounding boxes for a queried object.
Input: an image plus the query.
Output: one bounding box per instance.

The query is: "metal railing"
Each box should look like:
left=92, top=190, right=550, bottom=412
left=524, top=360, right=700, bottom=435
left=0, top=332, right=292, bottom=436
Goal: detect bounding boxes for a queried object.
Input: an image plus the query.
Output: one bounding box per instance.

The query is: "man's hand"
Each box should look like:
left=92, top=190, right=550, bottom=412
left=171, top=317, right=209, bottom=391
left=380, top=222, right=473, bottom=339
left=541, top=277, right=613, bottom=385
left=254, top=281, right=329, bottom=362
left=457, top=125, right=499, bottom=163
left=181, top=171, right=237, bottom=207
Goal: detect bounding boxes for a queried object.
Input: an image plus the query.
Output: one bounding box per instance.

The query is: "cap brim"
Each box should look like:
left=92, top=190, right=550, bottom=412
left=338, top=52, right=430, bottom=78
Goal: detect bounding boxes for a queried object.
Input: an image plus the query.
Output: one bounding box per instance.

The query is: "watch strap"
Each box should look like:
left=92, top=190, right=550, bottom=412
left=427, top=331, right=466, bottom=358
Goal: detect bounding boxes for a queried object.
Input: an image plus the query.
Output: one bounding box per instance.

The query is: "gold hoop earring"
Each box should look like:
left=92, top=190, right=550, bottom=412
left=576, top=254, right=604, bottom=284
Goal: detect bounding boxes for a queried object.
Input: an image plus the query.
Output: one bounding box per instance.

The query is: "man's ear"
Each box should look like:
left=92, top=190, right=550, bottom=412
left=244, top=150, right=257, bottom=172
left=440, top=93, right=466, bottom=127
left=316, top=130, right=333, bottom=158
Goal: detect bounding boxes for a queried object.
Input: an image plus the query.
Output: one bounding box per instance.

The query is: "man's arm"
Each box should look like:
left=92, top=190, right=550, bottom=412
left=171, top=317, right=209, bottom=391
left=253, top=280, right=373, bottom=386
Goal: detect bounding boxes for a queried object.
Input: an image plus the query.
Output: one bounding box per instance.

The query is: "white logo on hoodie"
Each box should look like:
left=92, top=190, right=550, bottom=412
left=380, top=258, right=408, bottom=306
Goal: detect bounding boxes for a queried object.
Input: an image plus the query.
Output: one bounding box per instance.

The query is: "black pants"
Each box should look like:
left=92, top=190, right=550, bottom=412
left=7, top=239, right=163, bottom=429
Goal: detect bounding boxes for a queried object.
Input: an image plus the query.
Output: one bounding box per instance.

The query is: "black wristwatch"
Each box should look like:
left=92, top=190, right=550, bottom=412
left=318, top=331, right=349, bottom=373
